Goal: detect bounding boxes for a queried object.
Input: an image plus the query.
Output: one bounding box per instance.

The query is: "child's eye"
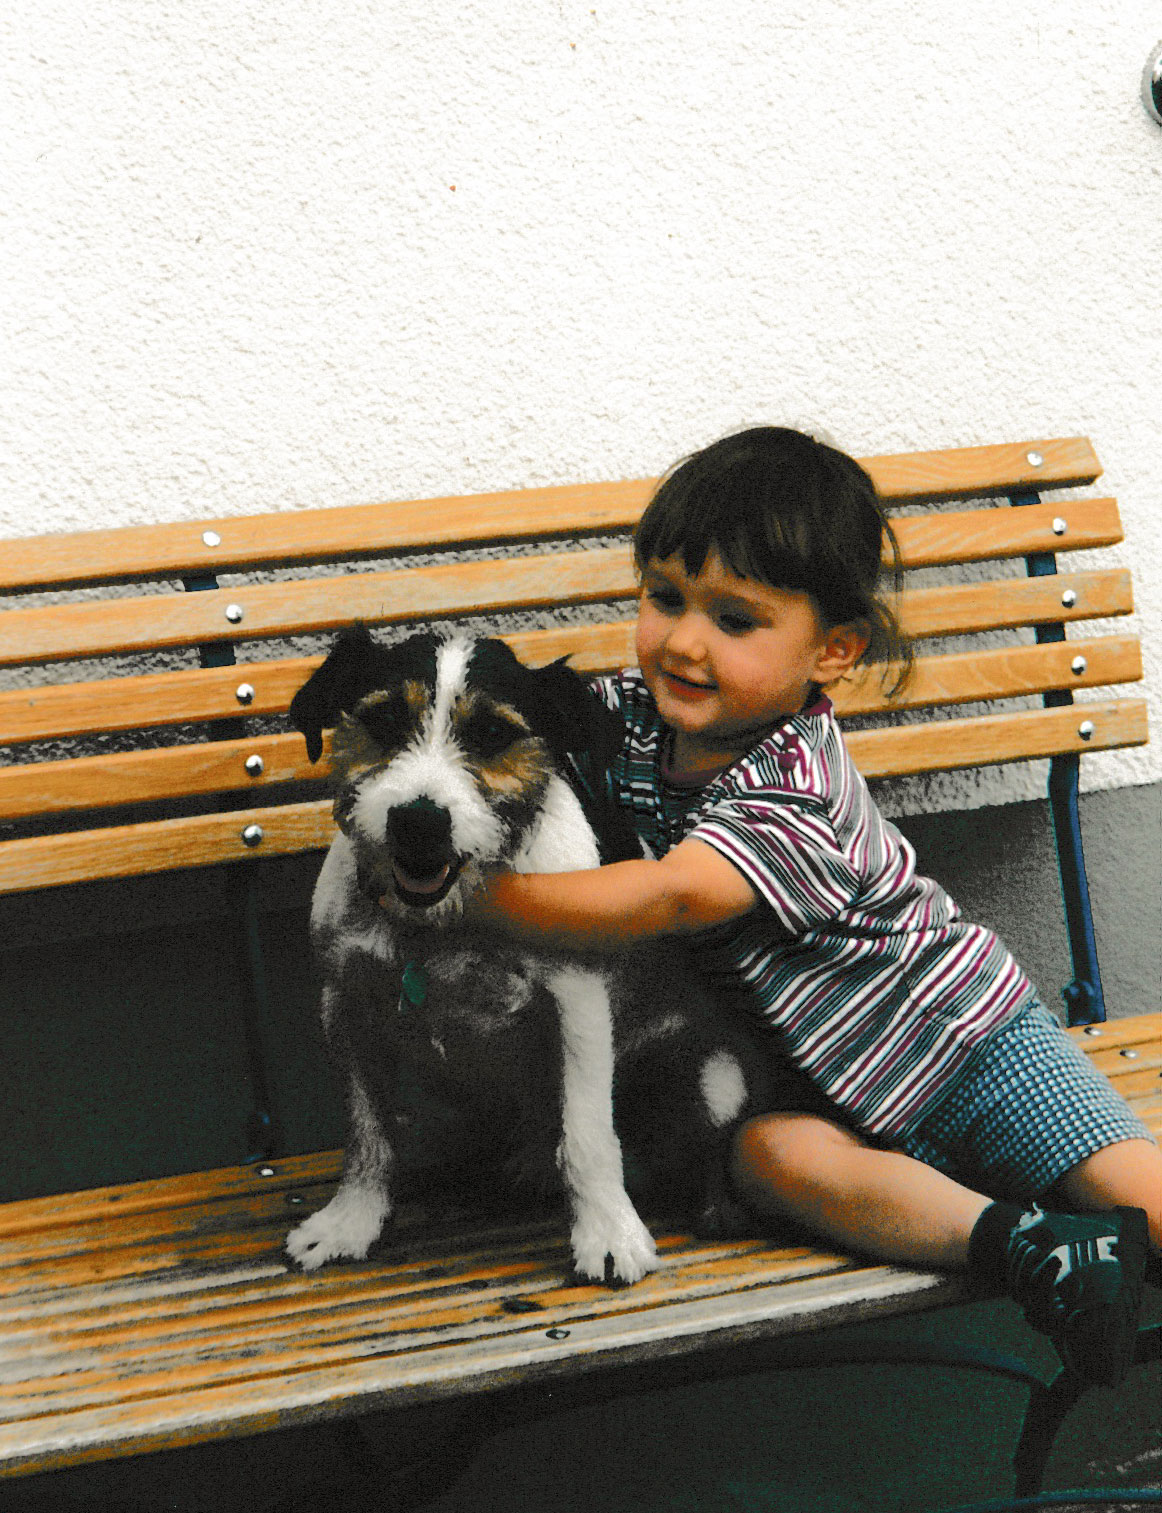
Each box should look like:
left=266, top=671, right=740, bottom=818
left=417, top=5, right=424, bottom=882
left=645, top=586, right=683, bottom=613
left=718, top=612, right=756, bottom=635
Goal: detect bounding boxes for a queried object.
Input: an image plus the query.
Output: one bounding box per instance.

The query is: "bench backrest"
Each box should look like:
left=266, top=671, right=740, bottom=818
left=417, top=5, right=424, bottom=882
left=0, top=436, right=1145, bottom=908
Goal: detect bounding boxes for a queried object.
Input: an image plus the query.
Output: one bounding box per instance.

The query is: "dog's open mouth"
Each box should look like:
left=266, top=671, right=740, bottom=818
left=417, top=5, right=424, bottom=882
left=389, top=857, right=465, bottom=908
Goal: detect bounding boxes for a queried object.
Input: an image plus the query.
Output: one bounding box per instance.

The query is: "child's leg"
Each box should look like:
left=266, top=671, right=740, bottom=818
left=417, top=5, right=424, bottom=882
left=1050, top=1137, right=1162, bottom=1252
left=732, top=1110, right=1151, bottom=1387
left=731, top=1111, right=990, bottom=1269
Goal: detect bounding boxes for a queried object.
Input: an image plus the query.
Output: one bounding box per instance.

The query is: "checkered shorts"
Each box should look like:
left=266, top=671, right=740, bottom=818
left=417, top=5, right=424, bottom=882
left=897, top=996, right=1154, bottom=1203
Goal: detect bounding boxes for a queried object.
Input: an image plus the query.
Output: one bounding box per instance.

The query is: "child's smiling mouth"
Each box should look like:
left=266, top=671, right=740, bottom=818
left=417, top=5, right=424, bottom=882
left=659, top=668, right=716, bottom=698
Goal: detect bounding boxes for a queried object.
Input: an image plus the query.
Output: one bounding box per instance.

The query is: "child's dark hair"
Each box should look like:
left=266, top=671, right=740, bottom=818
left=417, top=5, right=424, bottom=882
left=634, top=426, right=912, bottom=691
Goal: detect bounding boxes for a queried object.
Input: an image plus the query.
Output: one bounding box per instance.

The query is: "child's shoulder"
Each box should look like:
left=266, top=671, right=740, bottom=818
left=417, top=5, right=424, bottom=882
left=589, top=668, right=657, bottom=719
left=735, top=695, right=842, bottom=789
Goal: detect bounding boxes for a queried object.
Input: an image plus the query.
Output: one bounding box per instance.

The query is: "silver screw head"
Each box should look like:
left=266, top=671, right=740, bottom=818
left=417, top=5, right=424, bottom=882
left=241, top=823, right=264, bottom=847
left=244, top=754, right=265, bottom=777
left=1026, top=450, right=1044, bottom=467
left=235, top=682, right=255, bottom=705
left=1052, top=517, right=1068, bottom=536
left=1143, top=41, right=1162, bottom=125
left=1061, top=589, right=1077, bottom=608
left=225, top=603, right=244, bottom=624
left=1120, top=1048, right=1140, bottom=1060
left=257, top=1165, right=276, bottom=1177
left=202, top=530, right=222, bottom=548
left=1083, top=1026, right=1103, bottom=1036
left=1071, top=655, right=1087, bottom=675
left=1078, top=719, right=1095, bottom=741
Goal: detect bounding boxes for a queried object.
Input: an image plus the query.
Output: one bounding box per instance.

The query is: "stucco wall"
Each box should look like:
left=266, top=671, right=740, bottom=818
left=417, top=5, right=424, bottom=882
left=4, top=0, right=1160, bottom=810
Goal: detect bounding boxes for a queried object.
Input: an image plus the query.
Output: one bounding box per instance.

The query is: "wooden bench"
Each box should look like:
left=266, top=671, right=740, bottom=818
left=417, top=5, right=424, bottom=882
left=1, top=435, right=1158, bottom=1508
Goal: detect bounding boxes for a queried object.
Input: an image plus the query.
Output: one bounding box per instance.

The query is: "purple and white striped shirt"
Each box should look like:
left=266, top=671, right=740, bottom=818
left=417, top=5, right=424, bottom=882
left=592, top=670, right=1032, bottom=1141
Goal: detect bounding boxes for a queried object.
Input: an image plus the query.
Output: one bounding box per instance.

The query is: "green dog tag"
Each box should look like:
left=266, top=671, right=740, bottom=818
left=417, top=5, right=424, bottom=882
left=399, top=961, right=429, bottom=1010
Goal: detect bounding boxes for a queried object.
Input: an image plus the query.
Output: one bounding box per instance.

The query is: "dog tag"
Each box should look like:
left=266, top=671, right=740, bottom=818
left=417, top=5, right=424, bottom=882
left=399, top=961, right=429, bottom=1011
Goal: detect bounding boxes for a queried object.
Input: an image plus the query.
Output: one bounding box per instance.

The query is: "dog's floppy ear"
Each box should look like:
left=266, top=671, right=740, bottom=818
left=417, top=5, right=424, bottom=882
left=530, top=658, right=643, bottom=864
left=290, top=624, right=385, bottom=762
left=527, top=657, right=626, bottom=771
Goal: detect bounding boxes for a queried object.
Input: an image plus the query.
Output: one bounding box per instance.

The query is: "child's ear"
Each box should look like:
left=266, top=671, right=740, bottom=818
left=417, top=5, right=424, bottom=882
left=813, top=622, right=870, bottom=684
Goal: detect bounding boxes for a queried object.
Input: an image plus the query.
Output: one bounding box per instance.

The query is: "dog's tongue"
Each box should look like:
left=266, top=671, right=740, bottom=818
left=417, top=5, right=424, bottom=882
left=392, top=860, right=451, bottom=896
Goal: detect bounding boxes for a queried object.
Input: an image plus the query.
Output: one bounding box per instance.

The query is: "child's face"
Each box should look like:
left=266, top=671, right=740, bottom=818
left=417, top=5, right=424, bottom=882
left=636, top=550, right=865, bottom=774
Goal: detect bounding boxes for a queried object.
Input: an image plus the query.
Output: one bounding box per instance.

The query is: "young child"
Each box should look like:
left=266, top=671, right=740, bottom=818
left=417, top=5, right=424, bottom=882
left=467, top=426, right=1160, bottom=1387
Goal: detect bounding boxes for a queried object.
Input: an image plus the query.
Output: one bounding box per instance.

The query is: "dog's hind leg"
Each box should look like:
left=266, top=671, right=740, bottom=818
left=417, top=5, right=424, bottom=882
left=286, top=1071, right=394, bottom=1270
left=548, top=965, right=658, bottom=1286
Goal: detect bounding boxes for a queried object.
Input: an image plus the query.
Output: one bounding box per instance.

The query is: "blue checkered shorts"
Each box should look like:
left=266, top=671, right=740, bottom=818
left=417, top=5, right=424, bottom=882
left=897, top=996, right=1154, bottom=1203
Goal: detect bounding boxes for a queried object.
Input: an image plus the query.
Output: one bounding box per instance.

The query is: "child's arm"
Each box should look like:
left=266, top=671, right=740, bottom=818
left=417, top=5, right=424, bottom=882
left=466, top=839, right=758, bottom=953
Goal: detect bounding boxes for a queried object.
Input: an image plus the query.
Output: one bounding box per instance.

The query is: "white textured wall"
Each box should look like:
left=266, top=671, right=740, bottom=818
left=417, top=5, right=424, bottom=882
left=4, top=0, right=1160, bottom=809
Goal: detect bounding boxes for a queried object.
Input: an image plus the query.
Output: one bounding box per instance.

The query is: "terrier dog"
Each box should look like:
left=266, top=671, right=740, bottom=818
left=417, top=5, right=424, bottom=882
left=285, top=626, right=766, bottom=1285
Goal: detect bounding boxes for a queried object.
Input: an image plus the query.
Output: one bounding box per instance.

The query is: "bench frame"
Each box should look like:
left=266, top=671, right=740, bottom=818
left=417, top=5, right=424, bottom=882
left=1, top=436, right=1156, bottom=1511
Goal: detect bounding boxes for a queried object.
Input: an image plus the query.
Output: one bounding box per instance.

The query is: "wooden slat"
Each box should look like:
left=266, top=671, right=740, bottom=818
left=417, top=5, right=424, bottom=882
left=0, top=529, right=1134, bottom=673
left=0, top=590, right=1137, bottom=750
left=0, top=628, right=640, bottom=747
left=898, top=568, right=1132, bottom=641
left=832, top=634, right=1142, bottom=719
left=844, top=698, right=1148, bottom=780
left=0, top=800, right=336, bottom=895
left=0, top=439, right=1099, bottom=594
left=0, top=637, right=1143, bottom=822
left=863, top=436, right=1100, bottom=503
left=888, top=497, right=1121, bottom=568
left=1, top=701, right=1148, bottom=893
left=0, top=545, right=638, bottom=668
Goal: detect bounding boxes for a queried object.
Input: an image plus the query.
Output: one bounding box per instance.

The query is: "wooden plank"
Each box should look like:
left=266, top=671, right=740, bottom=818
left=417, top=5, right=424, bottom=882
left=0, top=529, right=1133, bottom=671
left=0, top=598, right=1140, bottom=748
left=888, top=497, right=1121, bottom=568
left=845, top=698, right=1148, bottom=779
left=0, top=439, right=1098, bottom=594
left=0, top=731, right=321, bottom=821
left=898, top=568, right=1132, bottom=641
left=0, top=800, right=336, bottom=895
left=0, top=636, right=1142, bottom=820
left=0, top=546, right=639, bottom=667
left=863, top=436, right=1100, bottom=503
left=0, top=1261, right=959, bottom=1477
left=1, top=700, right=1148, bottom=892
left=833, top=635, right=1142, bottom=719
left=0, top=1153, right=342, bottom=1241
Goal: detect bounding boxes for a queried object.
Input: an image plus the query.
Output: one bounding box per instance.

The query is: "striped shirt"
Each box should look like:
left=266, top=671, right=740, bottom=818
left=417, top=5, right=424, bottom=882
left=592, top=670, right=1033, bottom=1142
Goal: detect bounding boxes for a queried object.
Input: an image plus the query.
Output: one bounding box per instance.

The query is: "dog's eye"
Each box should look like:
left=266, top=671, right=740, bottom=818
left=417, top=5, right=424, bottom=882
left=460, top=707, right=525, bottom=760
left=356, top=693, right=408, bottom=749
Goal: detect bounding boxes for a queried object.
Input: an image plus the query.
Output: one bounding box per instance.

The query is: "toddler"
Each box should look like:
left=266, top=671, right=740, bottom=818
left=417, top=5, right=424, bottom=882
left=468, top=426, right=1159, bottom=1386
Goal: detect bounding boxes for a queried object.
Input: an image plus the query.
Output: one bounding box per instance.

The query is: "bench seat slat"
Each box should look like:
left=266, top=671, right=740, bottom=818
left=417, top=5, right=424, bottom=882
left=0, top=702, right=1147, bottom=893
left=0, top=439, right=1100, bottom=594
left=0, top=637, right=1142, bottom=821
left=0, top=1009, right=1153, bottom=1480
left=0, top=1260, right=960, bottom=1479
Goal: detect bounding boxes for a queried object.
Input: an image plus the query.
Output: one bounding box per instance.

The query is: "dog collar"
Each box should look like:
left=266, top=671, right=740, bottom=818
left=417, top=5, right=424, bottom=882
left=399, top=960, right=429, bottom=1011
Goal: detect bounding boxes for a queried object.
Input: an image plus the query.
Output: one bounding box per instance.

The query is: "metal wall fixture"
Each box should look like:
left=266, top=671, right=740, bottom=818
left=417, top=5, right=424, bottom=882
left=1144, top=42, right=1162, bottom=124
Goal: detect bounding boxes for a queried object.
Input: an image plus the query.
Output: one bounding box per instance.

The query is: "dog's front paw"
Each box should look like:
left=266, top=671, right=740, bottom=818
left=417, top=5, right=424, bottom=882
left=286, top=1186, right=390, bottom=1271
left=570, top=1198, right=658, bottom=1287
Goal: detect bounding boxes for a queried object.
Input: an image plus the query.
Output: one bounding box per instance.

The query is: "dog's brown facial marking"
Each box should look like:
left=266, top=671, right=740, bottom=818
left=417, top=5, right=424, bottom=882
left=331, top=681, right=431, bottom=781
left=453, top=694, right=554, bottom=799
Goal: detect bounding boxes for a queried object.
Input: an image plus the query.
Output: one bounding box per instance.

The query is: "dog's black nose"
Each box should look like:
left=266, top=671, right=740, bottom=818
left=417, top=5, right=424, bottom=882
left=387, top=797, right=453, bottom=858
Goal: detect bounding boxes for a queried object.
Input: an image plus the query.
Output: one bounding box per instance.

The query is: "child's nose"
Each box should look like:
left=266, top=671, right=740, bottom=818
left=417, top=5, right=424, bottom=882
left=665, top=611, right=707, bottom=660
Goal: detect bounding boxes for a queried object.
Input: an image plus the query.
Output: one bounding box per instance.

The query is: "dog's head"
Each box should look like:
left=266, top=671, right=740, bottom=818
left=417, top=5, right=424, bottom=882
left=291, top=626, right=633, bottom=920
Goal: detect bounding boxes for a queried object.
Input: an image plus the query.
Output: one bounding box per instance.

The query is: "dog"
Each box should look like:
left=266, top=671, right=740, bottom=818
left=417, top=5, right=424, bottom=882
left=285, top=625, right=767, bottom=1285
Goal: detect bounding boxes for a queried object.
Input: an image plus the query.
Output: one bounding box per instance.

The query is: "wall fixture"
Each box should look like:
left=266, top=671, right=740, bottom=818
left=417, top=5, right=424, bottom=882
left=1143, top=42, right=1162, bottom=125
